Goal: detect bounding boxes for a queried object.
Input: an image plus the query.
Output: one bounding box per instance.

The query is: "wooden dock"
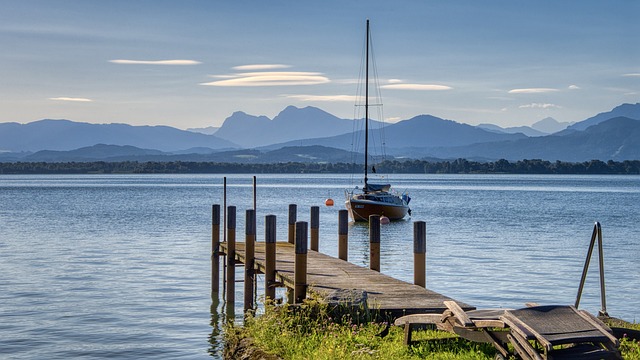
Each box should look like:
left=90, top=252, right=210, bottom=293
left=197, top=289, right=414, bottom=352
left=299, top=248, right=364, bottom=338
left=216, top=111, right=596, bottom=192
left=219, top=241, right=473, bottom=318
left=211, top=199, right=474, bottom=320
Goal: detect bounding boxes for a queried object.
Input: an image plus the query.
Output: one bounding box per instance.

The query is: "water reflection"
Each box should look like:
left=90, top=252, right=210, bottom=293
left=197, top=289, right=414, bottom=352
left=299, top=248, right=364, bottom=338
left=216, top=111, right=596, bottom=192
left=208, top=294, right=222, bottom=358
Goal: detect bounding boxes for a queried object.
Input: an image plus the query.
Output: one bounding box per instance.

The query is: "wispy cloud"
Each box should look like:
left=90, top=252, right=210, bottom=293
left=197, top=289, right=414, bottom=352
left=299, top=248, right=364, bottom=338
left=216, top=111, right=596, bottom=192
left=49, top=97, right=93, bottom=102
left=233, top=64, right=291, bottom=71
left=568, top=85, right=581, bottom=90
left=381, top=79, right=452, bottom=91
left=519, top=103, right=561, bottom=109
left=623, top=73, right=640, bottom=77
left=201, top=70, right=329, bottom=87
left=508, top=88, right=559, bottom=94
left=109, top=59, right=201, bottom=65
left=286, top=94, right=356, bottom=102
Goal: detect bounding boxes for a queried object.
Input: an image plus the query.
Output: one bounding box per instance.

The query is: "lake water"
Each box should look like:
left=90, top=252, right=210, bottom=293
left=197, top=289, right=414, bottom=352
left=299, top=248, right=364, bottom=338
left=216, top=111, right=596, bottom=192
left=1, top=174, right=639, bottom=359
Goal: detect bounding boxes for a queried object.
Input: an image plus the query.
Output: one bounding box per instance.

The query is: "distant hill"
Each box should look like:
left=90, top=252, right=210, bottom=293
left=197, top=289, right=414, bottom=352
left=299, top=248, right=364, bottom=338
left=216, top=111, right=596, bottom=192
left=2, top=102, right=640, bottom=163
left=426, top=116, right=640, bottom=161
left=265, top=114, right=527, bottom=152
left=0, top=120, right=237, bottom=152
left=478, top=118, right=573, bottom=136
left=564, top=103, right=640, bottom=132
left=213, top=106, right=380, bottom=148
left=477, top=123, right=547, bottom=137
left=186, top=126, right=219, bottom=135
left=12, top=144, right=359, bottom=164
left=24, top=144, right=165, bottom=162
left=531, top=117, right=574, bottom=133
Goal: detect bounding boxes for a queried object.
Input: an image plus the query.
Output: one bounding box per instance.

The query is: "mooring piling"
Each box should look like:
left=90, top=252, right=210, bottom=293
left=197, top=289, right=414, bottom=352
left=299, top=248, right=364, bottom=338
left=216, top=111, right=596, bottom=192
left=413, top=221, right=426, bottom=288
left=310, top=206, right=319, bottom=252
left=288, top=204, right=297, bottom=244
left=294, top=221, right=308, bottom=303
left=211, top=204, right=220, bottom=294
left=338, top=209, right=349, bottom=261
left=244, top=209, right=256, bottom=312
left=264, top=214, right=277, bottom=301
left=369, top=214, right=381, bottom=272
left=223, top=177, right=227, bottom=243
left=225, top=206, right=236, bottom=317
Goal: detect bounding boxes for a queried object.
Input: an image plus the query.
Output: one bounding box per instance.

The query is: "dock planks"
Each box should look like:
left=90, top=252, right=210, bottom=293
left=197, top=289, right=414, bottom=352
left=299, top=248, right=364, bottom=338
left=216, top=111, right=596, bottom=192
left=219, top=241, right=473, bottom=318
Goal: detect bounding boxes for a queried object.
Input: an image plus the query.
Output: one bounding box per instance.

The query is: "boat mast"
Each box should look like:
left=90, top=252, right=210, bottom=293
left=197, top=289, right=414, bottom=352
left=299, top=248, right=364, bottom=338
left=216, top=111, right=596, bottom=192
left=364, top=19, right=369, bottom=192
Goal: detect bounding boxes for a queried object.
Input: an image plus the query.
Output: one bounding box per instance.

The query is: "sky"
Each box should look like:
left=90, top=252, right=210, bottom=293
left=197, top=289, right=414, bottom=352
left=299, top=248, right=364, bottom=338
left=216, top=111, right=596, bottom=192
left=1, top=0, right=638, bottom=130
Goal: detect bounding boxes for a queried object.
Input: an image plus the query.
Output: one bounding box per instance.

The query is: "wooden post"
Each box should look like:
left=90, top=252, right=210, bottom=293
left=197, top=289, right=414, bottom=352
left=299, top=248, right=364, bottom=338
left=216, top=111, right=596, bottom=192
left=294, top=221, right=308, bottom=303
left=369, top=214, right=380, bottom=272
left=223, top=177, right=227, bottom=243
left=310, top=206, right=319, bottom=252
left=264, top=215, right=276, bottom=301
left=413, top=221, right=426, bottom=288
left=226, top=206, right=236, bottom=315
left=338, top=209, right=348, bottom=261
left=252, top=175, right=257, bottom=211
left=244, top=209, right=256, bottom=312
left=211, top=204, right=220, bottom=294
left=288, top=204, right=297, bottom=244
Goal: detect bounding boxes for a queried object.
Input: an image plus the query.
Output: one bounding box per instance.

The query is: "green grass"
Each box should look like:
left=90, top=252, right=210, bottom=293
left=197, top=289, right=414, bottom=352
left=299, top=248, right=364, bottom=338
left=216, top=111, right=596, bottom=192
left=224, top=298, right=640, bottom=360
left=610, top=321, right=640, bottom=360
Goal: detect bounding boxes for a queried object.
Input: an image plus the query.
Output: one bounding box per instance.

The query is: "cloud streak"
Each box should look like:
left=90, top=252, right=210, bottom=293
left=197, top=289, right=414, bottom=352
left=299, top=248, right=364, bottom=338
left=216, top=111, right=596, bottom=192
left=381, top=79, right=452, bottom=91
left=519, top=103, right=561, bottom=109
left=202, top=70, right=329, bottom=87
left=109, top=59, right=201, bottom=65
left=49, top=97, right=93, bottom=102
left=233, top=64, right=291, bottom=71
left=508, top=88, right=559, bottom=94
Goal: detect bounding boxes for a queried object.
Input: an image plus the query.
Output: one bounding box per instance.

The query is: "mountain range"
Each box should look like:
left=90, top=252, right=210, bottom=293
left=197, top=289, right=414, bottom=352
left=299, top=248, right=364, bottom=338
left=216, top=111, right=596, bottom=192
left=1, top=102, right=639, bottom=163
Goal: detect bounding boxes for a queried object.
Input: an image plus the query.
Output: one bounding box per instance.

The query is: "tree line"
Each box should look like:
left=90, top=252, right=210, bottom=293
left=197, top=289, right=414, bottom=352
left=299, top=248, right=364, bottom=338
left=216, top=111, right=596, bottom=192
left=1, top=159, right=640, bottom=175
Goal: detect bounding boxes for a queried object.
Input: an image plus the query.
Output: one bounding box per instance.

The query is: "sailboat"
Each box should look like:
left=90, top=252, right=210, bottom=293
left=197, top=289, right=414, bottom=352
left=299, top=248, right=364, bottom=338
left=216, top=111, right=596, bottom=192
left=345, top=20, right=411, bottom=222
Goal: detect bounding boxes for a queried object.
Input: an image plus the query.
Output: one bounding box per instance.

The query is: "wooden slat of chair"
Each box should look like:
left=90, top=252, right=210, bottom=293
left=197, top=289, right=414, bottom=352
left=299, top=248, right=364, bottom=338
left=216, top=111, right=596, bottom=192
left=502, top=305, right=623, bottom=360
left=506, top=306, right=612, bottom=346
left=393, top=313, right=444, bottom=345
left=507, top=332, right=543, bottom=360
left=576, top=309, right=619, bottom=346
left=393, top=313, right=443, bottom=327
left=443, top=300, right=474, bottom=327
left=501, top=311, right=553, bottom=352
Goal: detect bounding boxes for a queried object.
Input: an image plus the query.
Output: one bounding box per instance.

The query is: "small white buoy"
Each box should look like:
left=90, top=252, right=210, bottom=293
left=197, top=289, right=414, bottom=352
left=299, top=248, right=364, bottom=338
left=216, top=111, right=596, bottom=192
left=380, top=215, right=390, bottom=224
left=325, top=198, right=334, bottom=206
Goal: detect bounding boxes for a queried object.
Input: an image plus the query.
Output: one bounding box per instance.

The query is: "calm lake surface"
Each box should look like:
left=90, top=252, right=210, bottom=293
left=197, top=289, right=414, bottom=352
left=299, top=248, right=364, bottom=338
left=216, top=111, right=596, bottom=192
left=1, top=174, right=639, bottom=359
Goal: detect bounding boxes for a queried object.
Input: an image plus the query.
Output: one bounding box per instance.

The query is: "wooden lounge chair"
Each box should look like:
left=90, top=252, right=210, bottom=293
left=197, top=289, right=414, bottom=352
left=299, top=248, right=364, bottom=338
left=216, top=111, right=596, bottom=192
left=396, top=301, right=623, bottom=360
left=394, top=300, right=511, bottom=357
left=500, top=305, right=622, bottom=360
left=439, top=300, right=511, bottom=358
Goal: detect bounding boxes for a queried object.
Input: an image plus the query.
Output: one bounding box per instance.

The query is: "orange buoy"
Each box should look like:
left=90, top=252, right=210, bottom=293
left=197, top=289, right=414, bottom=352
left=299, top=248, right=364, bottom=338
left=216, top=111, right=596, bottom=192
left=325, top=198, right=334, bottom=206
left=380, top=215, right=390, bottom=224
